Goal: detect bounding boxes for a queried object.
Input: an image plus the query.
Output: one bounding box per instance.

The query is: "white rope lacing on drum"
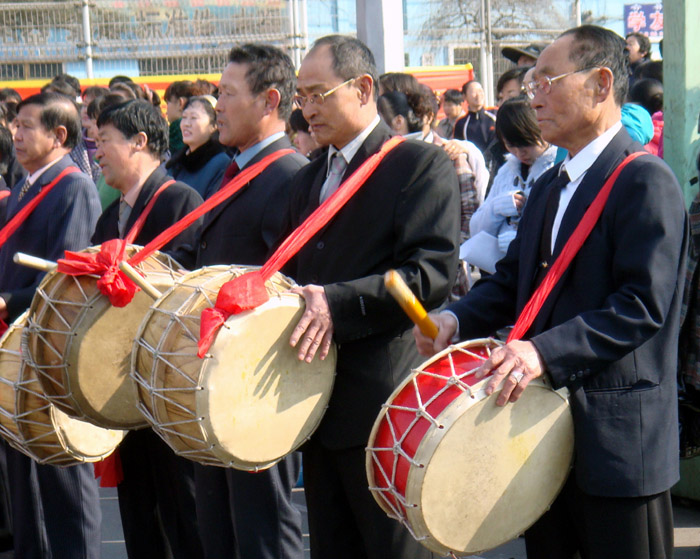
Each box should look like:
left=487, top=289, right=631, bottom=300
left=366, top=342, right=496, bottom=537
left=131, top=266, right=294, bottom=468
left=23, top=248, right=181, bottom=424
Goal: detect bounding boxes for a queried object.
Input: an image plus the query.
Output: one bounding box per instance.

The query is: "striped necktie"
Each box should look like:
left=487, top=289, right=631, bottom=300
left=319, top=152, right=347, bottom=203
left=17, top=177, right=33, bottom=202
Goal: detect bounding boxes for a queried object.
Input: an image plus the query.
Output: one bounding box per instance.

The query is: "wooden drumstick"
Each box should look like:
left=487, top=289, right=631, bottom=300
left=13, top=252, right=58, bottom=272
left=384, top=269, right=439, bottom=340
left=118, top=261, right=162, bottom=300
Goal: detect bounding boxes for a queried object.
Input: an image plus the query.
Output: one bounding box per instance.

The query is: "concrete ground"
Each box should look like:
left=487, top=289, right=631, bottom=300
left=1, top=487, right=699, bottom=559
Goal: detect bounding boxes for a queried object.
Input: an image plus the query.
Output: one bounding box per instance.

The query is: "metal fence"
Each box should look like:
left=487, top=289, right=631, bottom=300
left=0, top=0, right=299, bottom=80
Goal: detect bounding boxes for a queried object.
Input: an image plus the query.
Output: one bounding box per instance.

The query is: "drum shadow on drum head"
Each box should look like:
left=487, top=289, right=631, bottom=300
left=416, top=384, right=574, bottom=554
left=248, top=315, right=328, bottom=412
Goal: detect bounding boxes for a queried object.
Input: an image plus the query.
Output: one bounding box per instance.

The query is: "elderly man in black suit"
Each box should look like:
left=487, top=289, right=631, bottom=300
left=179, top=44, right=308, bottom=559
left=286, top=35, right=460, bottom=559
left=91, top=98, right=204, bottom=559
left=0, top=92, right=102, bottom=559
left=415, top=25, right=686, bottom=559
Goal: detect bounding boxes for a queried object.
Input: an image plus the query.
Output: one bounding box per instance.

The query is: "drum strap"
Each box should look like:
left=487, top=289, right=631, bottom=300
left=0, top=166, right=79, bottom=251
left=123, top=179, right=176, bottom=244
left=197, top=135, right=406, bottom=357
left=0, top=166, right=79, bottom=334
left=56, top=151, right=295, bottom=307
left=507, top=151, right=647, bottom=342
left=127, top=149, right=296, bottom=267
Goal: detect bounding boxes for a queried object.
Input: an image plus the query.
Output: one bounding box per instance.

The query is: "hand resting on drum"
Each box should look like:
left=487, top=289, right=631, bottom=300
left=475, top=340, right=545, bottom=406
left=289, top=284, right=334, bottom=363
left=413, top=311, right=458, bottom=357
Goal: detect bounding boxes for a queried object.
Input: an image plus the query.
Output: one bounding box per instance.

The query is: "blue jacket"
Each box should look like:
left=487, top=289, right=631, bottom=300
left=0, top=154, right=101, bottom=320
left=166, top=137, right=230, bottom=200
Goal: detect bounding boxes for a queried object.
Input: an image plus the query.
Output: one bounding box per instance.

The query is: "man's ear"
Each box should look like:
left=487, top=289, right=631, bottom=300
left=357, top=75, right=374, bottom=106
left=595, top=67, right=615, bottom=102
left=53, top=125, right=68, bottom=147
left=262, top=88, right=282, bottom=116
left=132, top=131, right=149, bottom=152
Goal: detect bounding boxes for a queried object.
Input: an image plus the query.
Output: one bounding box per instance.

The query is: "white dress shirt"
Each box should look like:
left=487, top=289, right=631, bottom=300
left=551, top=121, right=622, bottom=252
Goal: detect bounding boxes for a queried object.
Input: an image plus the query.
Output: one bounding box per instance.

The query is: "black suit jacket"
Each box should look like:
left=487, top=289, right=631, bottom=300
left=91, top=165, right=203, bottom=255
left=285, top=122, right=461, bottom=448
left=449, top=128, right=688, bottom=497
left=173, top=135, right=307, bottom=270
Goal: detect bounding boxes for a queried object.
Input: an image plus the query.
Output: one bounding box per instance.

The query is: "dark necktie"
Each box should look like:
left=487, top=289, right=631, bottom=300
left=534, top=169, right=570, bottom=287
left=219, top=160, right=240, bottom=191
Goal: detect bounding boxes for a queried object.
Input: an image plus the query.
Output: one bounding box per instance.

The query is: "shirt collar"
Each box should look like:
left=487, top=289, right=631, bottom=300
left=327, top=115, right=381, bottom=170
left=25, top=156, right=63, bottom=187
left=561, top=121, right=623, bottom=183
left=233, top=131, right=286, bottom=170
left=122, top=178, right=145, bottom=208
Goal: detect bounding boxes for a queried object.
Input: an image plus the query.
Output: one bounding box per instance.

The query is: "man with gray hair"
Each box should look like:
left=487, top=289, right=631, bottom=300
left=416, top=25, right=685, bottom=559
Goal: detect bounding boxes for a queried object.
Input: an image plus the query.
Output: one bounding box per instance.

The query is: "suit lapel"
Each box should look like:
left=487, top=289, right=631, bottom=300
left=200, top=136, right=294, bottom=235
left=299, top=122, right=392, bottom=226
left=517, top=166, right=562, bottom=303
left=9, top=155, right=70, bottom=216
left=530, top=128, right=637, bottom=332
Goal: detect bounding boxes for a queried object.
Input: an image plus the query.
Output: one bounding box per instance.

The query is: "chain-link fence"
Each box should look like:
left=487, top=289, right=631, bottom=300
left=0, top=0, right=298, bottom=80
left=0, top=0, right=574, bottom=88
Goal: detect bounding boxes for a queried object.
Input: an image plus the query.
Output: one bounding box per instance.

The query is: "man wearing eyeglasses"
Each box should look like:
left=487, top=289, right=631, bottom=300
left=415, top=25, right=686, bottom=559
left=284, top=35, right=460, bottom=559
left=182, top=44, right=308, bottom=559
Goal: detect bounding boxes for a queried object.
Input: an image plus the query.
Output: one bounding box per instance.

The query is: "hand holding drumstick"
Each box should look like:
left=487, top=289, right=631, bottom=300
left=387, top=270, right=544, bottom=406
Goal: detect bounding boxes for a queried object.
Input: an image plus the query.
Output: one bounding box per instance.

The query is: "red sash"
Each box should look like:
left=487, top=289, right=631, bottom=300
left=0, top=166, right=80, bottom=336
left=57, top=149, right=295, bottom=307
left=197, top=136, right=406, bottom=356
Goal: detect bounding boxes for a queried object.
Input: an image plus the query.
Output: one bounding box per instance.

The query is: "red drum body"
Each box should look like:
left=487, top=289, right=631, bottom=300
left=366, top=339, right=574, bottom=556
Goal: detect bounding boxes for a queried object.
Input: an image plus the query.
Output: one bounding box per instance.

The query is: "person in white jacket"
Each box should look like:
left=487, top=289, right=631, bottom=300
left=469, top=96, right=557, bottom=263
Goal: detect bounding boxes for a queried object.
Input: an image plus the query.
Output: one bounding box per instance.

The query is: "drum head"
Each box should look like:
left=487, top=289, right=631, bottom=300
left=201, top=294, right=336, bottom=469
left=133, top=265, right=336, bottom=470
left=0, top=313, right=124, bottom=466
left=408, top=380, right=573, bottom=555
left=50, top=406, right=125, bottom=464
left=26, top=245, right=182, bottom=429
left=366, top=339, right=574, bottom=556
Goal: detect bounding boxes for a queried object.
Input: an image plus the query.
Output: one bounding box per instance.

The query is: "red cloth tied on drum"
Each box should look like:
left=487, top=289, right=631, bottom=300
left=58, top=239, right=139, bottom=308
left=56, top=180, right=177, bottom=308
left=196, top=136, right=406, bottom=358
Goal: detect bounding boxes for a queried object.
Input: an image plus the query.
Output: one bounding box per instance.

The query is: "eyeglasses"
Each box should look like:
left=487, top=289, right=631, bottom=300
left=294, top=77, right=357, bottom=108
left=524, top=67, right=599, bottom=99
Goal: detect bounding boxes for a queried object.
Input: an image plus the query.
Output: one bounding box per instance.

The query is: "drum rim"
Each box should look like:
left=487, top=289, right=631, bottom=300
left=132, top=265, right=336, bottom=469
left=366, top=338, right=573, bottom=555
left=404, top=377, right=573, bottom=555
left=366, top=338, right=501, bottom=517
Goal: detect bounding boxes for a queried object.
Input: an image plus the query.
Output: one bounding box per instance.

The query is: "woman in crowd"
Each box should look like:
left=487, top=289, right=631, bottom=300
left=288, top=108, right=321, bottom=158
left=378, top=85, right=479, bottom=295
left=468, top=96, right=557, bottom=266
left=166, top=95, right=229, bottom=200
